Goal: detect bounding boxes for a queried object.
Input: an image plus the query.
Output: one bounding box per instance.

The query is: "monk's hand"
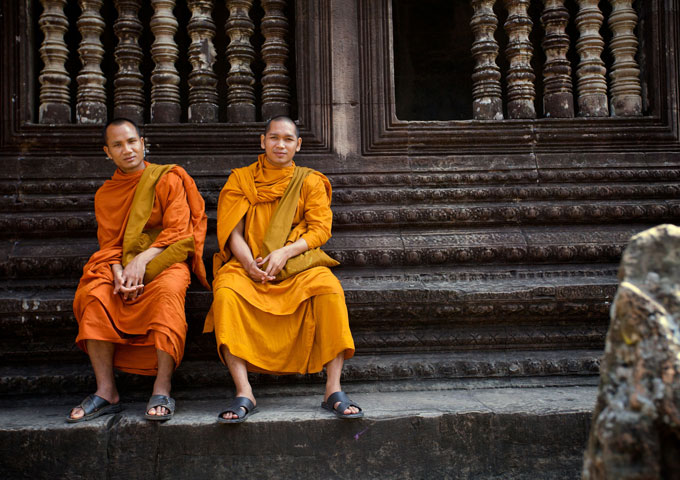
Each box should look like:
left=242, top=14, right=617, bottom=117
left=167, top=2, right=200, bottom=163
left=119, top=254, right=149, bottom=300
left=117, top=247, right=164, bottom=300
left=112, top=263, right=125, bottom=294
left=260, top=248, right=291, bottom=278
left=247, top=257, right=275, bottom=284
left=111, top=263, right=142, bottom=300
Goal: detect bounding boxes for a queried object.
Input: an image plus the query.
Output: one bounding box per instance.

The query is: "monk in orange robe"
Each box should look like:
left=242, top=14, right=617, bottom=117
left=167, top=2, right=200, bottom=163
left=204, top=116, right=363, bottom=422
left=67, top=118, right=208, bottom=423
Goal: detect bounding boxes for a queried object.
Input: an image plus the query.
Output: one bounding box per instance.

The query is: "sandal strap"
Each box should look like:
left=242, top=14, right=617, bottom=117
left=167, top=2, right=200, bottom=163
left=219, top=396, right=255, bottom=419
left=80, top=394, right=110, bottom=415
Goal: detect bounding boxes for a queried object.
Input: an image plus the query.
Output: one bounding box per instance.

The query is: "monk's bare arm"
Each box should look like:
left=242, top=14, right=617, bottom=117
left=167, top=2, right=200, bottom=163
left=228, top=216, right=273, bottom=283
left=258, top=238, right=308, bottom=277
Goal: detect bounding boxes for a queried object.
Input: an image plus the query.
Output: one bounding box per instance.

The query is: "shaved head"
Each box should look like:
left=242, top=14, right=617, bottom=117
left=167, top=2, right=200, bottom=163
left=102, top=117, right=142, bottom=146
left=264, top=115, right=299, bottom=138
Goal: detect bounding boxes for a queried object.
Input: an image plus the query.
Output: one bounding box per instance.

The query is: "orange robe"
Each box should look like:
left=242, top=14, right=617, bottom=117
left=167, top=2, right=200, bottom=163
left=204, top=154, right=354, bottom=375
left=73, top=163, right=208, bottom=376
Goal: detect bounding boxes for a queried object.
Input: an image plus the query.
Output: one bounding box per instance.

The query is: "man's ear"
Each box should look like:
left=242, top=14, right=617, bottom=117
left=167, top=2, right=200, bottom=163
left=260, top=134, right=266, bottom=149
left=103, top=145, right=111, bottom=159
left=296, top=137, right=302, bottom=152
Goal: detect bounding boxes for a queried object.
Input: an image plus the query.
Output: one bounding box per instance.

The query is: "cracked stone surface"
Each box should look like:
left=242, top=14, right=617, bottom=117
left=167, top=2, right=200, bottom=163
left=583, top=224, right=680, bottom=479
left=0, top=378, right=596, bottom=480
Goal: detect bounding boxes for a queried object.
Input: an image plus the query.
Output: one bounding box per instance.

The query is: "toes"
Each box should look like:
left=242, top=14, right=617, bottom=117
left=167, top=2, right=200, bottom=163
left=343, top=406, right=359, bottom=415
left=148, top=406, right=169, bottom=416
left=70, top=407, right=84, bottom=419
left=221, top=407, right=245, bottom=420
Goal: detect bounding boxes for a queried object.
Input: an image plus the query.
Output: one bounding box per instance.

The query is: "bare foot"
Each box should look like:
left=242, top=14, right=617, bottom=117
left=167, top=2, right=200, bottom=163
left=221, top=394, right=256, bottom=420
left=324, top=395, right=360, bottom=415
left=69, top=391, right=120, bottom=420
left=147, top=390, right=173, bottom=417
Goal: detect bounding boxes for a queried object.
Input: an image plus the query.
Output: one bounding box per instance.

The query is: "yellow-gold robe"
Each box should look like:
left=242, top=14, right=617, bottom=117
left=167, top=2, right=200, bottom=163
left=204, top=154, right=354, bottom=374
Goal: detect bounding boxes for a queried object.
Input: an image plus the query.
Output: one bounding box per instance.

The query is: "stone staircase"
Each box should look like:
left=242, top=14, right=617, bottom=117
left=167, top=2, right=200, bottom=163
left=2, top=163, right=679, bottom=478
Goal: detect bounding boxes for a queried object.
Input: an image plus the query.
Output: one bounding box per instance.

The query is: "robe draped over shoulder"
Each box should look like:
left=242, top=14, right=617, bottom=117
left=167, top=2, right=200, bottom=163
left=73, top=163, right=208, bottom=375
left=205, top=154, right=354, bottom=375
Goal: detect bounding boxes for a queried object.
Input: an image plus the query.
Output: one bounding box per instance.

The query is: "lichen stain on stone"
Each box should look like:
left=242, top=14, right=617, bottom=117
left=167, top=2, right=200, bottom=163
left=21, top=299, right=41, bottom=311
left=199, top=39, right=216, bottom=67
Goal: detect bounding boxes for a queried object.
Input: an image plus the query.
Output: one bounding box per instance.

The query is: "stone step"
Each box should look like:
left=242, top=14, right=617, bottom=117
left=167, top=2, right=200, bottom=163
left=0, top=350, right=602, bottom=396
left=3, top=168, right=678, bottom=203
left=0, top=376, right=597, bottom=480
left=1, top=199, right=678, bottom=238
left=0, top=264, right=613, bottom=362
left=0, top=223, right=649, bottom=278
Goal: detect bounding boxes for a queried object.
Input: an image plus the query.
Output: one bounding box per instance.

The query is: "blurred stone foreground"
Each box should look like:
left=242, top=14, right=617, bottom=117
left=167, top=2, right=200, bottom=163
left=583, top=224, right=680, bottom=479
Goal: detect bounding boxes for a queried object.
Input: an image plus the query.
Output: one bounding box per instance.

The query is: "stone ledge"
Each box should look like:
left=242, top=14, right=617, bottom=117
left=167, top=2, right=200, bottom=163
left=0, top=378, right=596, bottom=480
left=0, top=350, right=602, bottom=396
left=0, top=223, right=650, bottom=276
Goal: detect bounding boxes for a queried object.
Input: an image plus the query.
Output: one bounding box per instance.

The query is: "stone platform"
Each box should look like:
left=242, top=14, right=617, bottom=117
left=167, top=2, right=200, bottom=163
left=0, top=376, right=596, bottom=480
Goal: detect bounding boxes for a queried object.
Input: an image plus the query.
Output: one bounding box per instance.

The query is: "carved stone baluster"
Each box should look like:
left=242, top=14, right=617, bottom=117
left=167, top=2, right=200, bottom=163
left=150, top=0, right=181, bottom=123
left=540, top=0, right=573, bottom=117
left=38, top=0, right=71, bottom=124
left=225, top=0, right=256, bottom=122
left=261, top=0, right=290, bottom=119
left=608, top=0, right=642, bottom=116
left=575, top=0, right=608, bottom=116
left=503, top=0, right=536, bottom=119
left=76, top=0, right=107, bottom=124
left=470, top=0, right=503, bottom=120
left=113, top=0, right=144, bottom=123
left=187, top=0, right=218, bottom=123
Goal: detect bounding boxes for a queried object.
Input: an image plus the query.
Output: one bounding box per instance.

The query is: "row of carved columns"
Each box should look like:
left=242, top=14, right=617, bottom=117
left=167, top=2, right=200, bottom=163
left=38, top=0, right=290, bottom=124
left=38, top=0, right=642, bottom=124
left=471, top=0, right=641, bottom=119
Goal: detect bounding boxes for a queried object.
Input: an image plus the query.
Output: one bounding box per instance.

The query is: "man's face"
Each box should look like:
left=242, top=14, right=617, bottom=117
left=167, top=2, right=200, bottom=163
left=261, top=119, right=302, bottom=168
left=103, top=122, right=146, bottom=174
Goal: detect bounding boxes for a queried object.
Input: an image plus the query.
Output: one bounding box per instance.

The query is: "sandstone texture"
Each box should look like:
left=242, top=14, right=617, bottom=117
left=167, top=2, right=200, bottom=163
left=583, top=224, right=680, bottom=479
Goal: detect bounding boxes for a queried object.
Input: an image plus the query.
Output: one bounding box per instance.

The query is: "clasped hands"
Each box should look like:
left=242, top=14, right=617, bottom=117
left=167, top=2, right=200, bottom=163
left=244, top=246, right=292, bottom=284
left=111, top=247, right=163, bottom=300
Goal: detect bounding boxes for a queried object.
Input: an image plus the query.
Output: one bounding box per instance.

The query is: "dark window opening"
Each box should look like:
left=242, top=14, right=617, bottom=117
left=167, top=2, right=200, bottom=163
left=392, top=0, right=475, bottom=121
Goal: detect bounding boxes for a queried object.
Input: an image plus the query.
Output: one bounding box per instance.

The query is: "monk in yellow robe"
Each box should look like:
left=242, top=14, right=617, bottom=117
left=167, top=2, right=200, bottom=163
left=67, top=118, right=208, bottom=423
left=205, top=116, right=363, bottom=421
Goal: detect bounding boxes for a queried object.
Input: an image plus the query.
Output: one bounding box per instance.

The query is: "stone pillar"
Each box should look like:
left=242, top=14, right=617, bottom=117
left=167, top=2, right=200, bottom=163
left=38, top=0, right=71, bottom=124
left=225, top=0, right=256, bottom=122
left=470, top=0, right=503, bottom=120
left=261, top=0, right=290, bottom=120
left=76, top=0, right=107, bottom=124
left=503, top=0, right=536, bottom=119
left=150, top=0, right=181, bottom=123
left=113, top=0, right=144, bottom=124
left=575, top=0, right=608, bottom=117
left=608, top=0, right=642, bottom=116
left=187, top=0, right=219, bottom=123
left=540, top=0, right=574, bottom=118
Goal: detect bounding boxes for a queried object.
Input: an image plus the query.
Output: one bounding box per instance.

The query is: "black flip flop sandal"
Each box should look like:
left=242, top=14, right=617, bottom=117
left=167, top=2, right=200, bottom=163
left=321, top=391, right=364, bottom=419
left=144, top=394, right=176, bottom=421
left=66, top=394, right=123, bottom=423
left=218, top=396, right=258, bottom=424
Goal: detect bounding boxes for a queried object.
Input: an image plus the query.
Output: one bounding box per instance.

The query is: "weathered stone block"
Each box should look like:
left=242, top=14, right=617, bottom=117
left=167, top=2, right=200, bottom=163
left=583, top=224, right=680, bottom=479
